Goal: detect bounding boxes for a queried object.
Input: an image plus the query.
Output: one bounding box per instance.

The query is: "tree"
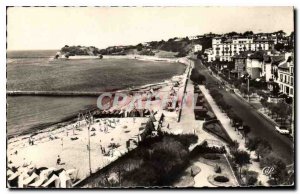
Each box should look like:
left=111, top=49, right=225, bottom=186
left=260, top=155, right=288, bottom=185
left=274, top=43, right=285, bottom=51
left=230, top=140, right=239, bottom=153
left=245, top=137, right=261, bottom=152
left=190, top=69, right=206, bottom=85
left=232, top=150, right=251, bottom=178
left=226, top=31, right=239, bottom=37
left=260, top=98, right=268, bottom=113
left=242, top=125, right=251, bottom=143
left=243, top=31, right=254, bottom=37
left=136, top=43, right=143, bottom=51
left=277, top=101, right=290, bottom=125
left=255, top=139, right=272, bottom=161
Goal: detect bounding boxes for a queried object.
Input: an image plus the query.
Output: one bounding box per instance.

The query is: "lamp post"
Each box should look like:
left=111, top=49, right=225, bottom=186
left=247, top=76, right=250, bottom=102
left=87, top=115, right=92, bottom=175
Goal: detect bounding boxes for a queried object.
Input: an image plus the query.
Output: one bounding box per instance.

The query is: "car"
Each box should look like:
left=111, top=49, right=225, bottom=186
left=275, top=126, right=290, bottom=135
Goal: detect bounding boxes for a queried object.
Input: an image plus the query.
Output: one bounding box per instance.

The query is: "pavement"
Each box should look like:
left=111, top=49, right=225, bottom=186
left=192, top=59, right=294, bottom=165
left=199, top=85, right=268, bottom=185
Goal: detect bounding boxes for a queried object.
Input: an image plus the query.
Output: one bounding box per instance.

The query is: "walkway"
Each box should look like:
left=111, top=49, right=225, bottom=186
left=199, top=85, right=269, bottom=186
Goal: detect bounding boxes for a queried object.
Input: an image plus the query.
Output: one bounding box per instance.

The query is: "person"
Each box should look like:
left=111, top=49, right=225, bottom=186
left=61, top=138, right=64, bottom=149
left=22, top=158, right=28, bottom=167
left=57, top=155, right=61, bottom=165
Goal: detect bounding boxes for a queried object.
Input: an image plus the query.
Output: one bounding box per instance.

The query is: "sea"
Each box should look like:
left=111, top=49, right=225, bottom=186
left=7, top=50, right=186, bottom=136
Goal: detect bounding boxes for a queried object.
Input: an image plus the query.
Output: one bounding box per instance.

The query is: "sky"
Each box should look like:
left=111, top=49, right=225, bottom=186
left=7, top=6, right=294, bottom=50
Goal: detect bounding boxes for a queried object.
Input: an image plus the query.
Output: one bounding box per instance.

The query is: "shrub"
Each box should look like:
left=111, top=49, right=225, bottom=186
left=190, top=141, right=226, bottom=158
left=214, top=176, right=229, bottom=183
left=214, top=165, right=222, bottom=173
left=247, top=175, right=258, bottom=186
left=244, top=170, right=258, bottom=186
left=203, top=153, right=221, bottom=160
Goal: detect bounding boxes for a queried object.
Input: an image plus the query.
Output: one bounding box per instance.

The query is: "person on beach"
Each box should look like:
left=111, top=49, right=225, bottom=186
left=57, top=155, right=61, bottom=165
left=61, top=138, right=64, bottom=149
left=22, top=158, right=28, bottom=167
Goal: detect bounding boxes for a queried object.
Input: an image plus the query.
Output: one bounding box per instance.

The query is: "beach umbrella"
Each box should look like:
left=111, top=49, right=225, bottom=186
left=59, top=170, right=72, bottom=188
left=22, top=172, right=38, bottom=187
left=42, top=174, right=60, bottom=188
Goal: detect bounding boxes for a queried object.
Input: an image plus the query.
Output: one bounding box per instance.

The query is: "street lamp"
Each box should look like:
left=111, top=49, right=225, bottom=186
left=247, top=75, right=250, bottom=102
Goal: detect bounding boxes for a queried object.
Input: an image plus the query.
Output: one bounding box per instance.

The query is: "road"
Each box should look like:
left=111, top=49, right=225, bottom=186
left=193, top=59, right=294, bottom=164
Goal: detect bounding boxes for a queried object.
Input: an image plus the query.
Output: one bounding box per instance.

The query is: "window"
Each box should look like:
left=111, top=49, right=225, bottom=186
left=291, top=77, right=293, bottom=86
left=290, top=88, right=293, bottom=95
left=284, top=75, right=287, bottom=83
left=286, top=86, right=289, bottom=94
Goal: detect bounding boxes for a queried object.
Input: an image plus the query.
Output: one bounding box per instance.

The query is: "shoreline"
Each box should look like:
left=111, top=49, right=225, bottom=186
left=7, top=55, right=190, bottom=139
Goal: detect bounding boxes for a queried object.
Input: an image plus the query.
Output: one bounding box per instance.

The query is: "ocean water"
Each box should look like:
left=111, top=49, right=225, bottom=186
left=7, top=50, right=186, bottom=135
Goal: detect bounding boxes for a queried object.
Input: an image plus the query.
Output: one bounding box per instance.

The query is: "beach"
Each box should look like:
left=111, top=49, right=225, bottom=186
left=7, top=53, right=187, bottom=136
left=7, top=55, right=191, bottom=187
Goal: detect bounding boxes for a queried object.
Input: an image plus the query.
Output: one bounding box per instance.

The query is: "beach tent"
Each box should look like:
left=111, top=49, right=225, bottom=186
left=8, top=171, right=19, bottom=181
left=7, top=169, right=14, bottom=178
left=42, top=174, right=60, bottom=188
left=66, top=169, right=78, bottom=181
left=28, top=174, right=47, bottom=188
left=7, top=171, right=19, bottom=188
left=59, top=170, right=72, bottom=188
left=35, top=167, right=48, bottom=175
left=40, top=167, right=56, bottom=178
left=22, top=172, right=38, bottom=187
left=18, top=171, right=30, bottom=188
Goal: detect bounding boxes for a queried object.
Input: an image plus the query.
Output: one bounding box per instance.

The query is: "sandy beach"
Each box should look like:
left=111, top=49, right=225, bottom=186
left=7, top=55, right=191, bottom=187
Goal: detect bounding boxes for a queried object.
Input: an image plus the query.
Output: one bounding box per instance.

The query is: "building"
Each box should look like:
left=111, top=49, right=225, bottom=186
left=208, top=36, right=274, bottom=62
left=188, top=36, right=199, bottom=40
left=262, top=54, right=285, bottom=82
left=246, top=52, right=264, bottom=79
left=275, top=54, right=294, bottom=97
left=194, top=44, right=202, bottom=52
left=232, top=52, right=250, bottom=78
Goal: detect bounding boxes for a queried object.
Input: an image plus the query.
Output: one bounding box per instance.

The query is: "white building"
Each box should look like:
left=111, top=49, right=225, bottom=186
left=194, top=44, right=202, bottom=52
left=208, top=36, right=274, bottom=62
left=275, top=53, right=294, bottom=97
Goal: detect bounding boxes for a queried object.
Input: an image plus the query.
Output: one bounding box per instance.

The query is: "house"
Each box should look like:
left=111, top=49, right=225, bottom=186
left=194, top=44, right=202, bottom=52
left=263, top=54, right=285, bottom=82
left=232, top=51, right=251, bottom=78
left=275, top=53, right=294, bottom=98
left=245, top=51, right=266, bottom=79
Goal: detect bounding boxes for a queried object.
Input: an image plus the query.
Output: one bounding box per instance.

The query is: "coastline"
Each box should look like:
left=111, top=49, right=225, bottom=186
left=7, top=55, right=189, bottom=139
